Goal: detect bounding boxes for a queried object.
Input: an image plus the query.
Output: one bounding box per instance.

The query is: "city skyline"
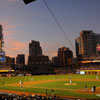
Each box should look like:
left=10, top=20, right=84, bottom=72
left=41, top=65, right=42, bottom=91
left=0, top=0, right=100, bottom=63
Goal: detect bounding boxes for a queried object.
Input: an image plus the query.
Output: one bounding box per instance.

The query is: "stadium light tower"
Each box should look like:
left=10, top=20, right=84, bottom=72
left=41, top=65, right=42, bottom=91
left=23, top=0, right=36, bottom=4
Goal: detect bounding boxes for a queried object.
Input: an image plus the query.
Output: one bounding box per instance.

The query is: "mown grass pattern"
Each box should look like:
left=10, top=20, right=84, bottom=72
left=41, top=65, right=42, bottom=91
left=0, top=74, right=100, bottom=99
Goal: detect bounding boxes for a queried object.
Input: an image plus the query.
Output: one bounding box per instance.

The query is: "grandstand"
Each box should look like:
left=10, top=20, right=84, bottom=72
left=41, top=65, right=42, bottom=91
left=0, top=67, right=14, bottom=77
left=77, top=58, right=100, bottom=74
left=0, top=92, right=67, bottom=100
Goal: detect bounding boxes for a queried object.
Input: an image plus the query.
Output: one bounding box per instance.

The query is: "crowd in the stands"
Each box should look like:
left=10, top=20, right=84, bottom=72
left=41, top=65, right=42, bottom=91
left=80, top=63, right=100, bottom=70
left=0, top=93, right=81, bottom=100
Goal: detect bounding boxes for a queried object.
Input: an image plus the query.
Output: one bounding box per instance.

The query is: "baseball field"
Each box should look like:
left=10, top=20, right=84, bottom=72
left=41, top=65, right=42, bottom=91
left=0, top=74, right=100, bottom=99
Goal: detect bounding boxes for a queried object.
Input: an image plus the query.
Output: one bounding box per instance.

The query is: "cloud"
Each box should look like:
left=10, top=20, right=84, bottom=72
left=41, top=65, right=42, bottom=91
left=44, top=50, right=57, bottom=60
left=0, top=20, right=16, bottom=37
left=48, top=51, right=57, bottom=59
left=7, top=0, right=17, bottom=2
left=6, top=40, right=28, bottom=51
left=5, top=40, right=29, bottom=64
left=4, top=31, right=14, bottom=36
left=0, top=20, right=28, bottom=60
left=40, top=42, right=58, bottom=59
left=0, top=0, right=17, bottom=6
left=3, top=0, right=17, bottom=3
left=1, top=21, right=15, bottom=29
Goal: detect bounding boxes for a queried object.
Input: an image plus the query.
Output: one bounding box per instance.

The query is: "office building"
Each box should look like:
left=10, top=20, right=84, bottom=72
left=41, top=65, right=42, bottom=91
left=29, top=40, right=42, bottom=57
left=0, top=25, right=3, bottom=40
left=10, top=58, right=15, bottom=70
left=52, top=56, right=60, bottom=67
left=0, top=25, right=3, bottom=51
left=16, top=54, right=25, bottom=70
left=28, top=40, right=53, bottom=74
left=57, top=47, right=73, bottom=67
left=5, top=56, right=15, bottom=68
left=75, top=30, right=100, bottom=57
left=0, top=25, right=6, bottom=69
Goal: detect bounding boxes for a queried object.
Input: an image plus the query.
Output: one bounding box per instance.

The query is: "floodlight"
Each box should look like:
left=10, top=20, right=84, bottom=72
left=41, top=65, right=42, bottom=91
left=23, top=0, right=36, bottom=4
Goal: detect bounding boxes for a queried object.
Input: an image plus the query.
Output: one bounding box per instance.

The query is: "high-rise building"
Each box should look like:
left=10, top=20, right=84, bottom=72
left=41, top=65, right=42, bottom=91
left=57, top=47, right=73, bottom=67
left=0, top=25, right=3, bottom=51
left=52, top=56, right=60, bottom=67
left=0, top=25, right=5, bottom=67
left=16, top=54, right=25, bottom=70
left=28, top=40, right=53, bottom=74
left=10, top=58, right=15, bottom=70
left=0, top=25, right=3, bottom=40
left=75, top=30, right=100, bottom=57
left=5, top=56, right=15, bottom=69
left=29, top=40, right=42, bottom=57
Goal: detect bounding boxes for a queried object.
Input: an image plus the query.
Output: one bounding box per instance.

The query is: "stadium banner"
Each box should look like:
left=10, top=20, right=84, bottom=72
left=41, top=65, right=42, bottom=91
left=0, top=70, right=14, bottom=72
left=0, top=51, right=6, bottom=62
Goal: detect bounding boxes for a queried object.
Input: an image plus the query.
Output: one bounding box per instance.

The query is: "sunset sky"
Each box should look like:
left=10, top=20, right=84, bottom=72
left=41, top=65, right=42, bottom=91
left=0, top=0, right=100, bottom=63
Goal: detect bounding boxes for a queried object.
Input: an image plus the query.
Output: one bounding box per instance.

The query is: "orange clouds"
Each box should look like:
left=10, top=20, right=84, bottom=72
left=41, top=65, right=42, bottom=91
left=5, top=40, right=29, bottom=64
left=2, top=21, right=15, bottom=29
left=41, top=42, right=58, bottom=59
left=49, top=51, right=57, bottom=59
left=7, top=40, right=27, bottom=51
left=0, top=20, right=29, bottom=59
left=4, top=31, right=14, bottom=36
left=0, top=20, right=16, bottom=36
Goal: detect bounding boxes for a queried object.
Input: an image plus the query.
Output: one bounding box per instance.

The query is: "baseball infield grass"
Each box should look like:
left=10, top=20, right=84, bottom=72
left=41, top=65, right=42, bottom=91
left=0, top=74, right=100, bottom=99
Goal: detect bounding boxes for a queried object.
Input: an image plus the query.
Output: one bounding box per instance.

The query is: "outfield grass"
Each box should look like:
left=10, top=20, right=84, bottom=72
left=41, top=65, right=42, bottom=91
left=0, top=74, right=100, bottom=99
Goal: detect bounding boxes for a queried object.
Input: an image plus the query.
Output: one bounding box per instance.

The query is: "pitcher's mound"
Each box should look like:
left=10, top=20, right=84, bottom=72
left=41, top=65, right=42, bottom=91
left=64, top=83, right=77, bottom=86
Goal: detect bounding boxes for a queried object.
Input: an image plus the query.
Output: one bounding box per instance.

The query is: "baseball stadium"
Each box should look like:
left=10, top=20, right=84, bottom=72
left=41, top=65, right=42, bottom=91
left=0, top=74, right=100, bottom=99
left=0, top=1, right=100, bottom=100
